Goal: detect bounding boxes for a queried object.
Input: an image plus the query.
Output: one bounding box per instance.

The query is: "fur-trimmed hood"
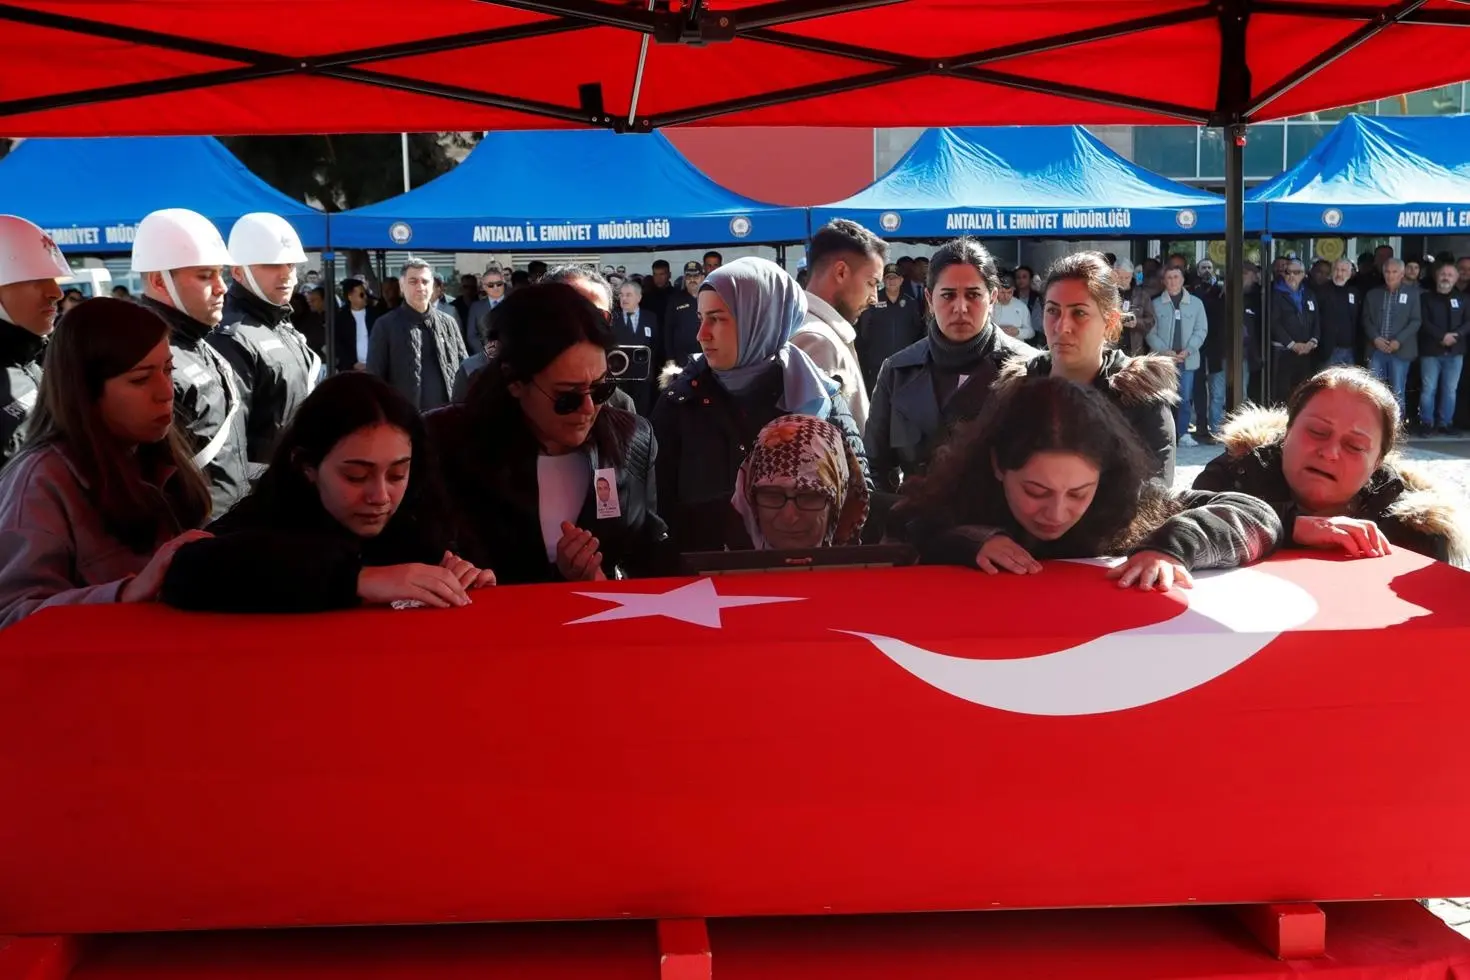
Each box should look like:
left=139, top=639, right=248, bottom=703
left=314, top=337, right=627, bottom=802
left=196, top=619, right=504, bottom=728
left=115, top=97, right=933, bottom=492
left=1217, top=405, right=1470, bottom=567
left=996, top=348, right=1181, bottom=407
left=659, top=359, right=687, bottom=391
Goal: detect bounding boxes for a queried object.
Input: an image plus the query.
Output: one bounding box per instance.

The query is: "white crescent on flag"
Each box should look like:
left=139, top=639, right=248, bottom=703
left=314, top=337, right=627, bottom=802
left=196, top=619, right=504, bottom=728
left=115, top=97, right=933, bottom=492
left=840, top=564, right=1319, bottom=716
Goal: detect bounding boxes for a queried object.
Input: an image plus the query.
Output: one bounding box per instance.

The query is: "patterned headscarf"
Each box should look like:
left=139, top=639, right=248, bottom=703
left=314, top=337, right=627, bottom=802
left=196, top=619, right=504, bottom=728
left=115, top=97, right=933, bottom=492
left=732, top=414, right=870, bottom=548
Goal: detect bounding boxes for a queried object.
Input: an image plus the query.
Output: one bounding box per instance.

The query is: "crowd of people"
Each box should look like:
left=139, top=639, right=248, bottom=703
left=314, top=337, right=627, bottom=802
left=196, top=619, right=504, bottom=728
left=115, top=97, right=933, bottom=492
left=0, top=206, right=1464, bottom=631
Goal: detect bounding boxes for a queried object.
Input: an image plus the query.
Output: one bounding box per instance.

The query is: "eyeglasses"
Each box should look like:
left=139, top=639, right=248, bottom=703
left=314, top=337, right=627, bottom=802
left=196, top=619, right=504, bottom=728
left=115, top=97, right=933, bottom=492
left=752, top=488, right=831, bottom=511
left=535, top=378, right=617, bottom=415
left=485, top=280, right=505, bottom=288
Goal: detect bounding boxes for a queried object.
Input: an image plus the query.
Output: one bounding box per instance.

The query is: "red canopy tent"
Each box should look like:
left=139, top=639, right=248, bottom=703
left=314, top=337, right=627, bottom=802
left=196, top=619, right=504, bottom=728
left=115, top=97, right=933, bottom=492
left=6, top=0, right=1470, bottom=392
left=2, top=0, right=1469, bottom=134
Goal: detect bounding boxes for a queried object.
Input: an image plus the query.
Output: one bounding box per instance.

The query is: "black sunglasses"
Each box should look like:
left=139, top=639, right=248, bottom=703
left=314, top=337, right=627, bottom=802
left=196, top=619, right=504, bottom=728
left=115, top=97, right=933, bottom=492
left=537, top=378, right=618, bottom=415
left=486, top=280, right=505, bottom=288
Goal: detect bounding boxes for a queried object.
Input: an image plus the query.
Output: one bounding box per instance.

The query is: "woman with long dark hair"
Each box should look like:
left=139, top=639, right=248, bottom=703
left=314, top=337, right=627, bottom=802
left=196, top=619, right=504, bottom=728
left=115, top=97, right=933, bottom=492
left=426, top=282, right=670, bottom=583
left=896, top=374, right=1280, bottom=590
left=0, top=298, right=212, bottom=628
left=162, top=371, right=493, bottom=612
left=1010, top=251, right=1179, bottom=483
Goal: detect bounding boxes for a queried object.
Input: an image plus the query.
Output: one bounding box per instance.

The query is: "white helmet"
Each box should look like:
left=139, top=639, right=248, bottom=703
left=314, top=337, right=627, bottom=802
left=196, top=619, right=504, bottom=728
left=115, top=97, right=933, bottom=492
left=228, top=212, right=306, bottom=266
left=0, top=214, right=70, bottom=288
left=131, top=208, right=232, bottom=274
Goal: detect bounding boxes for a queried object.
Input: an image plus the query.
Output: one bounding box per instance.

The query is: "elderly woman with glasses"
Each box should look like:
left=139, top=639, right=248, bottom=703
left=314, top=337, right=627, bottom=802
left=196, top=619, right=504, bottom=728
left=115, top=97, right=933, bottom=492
left=1269, top=259, right=1321, bottom=402
left=425, top=282, right=672, bottom=584
left=732, top=415, right=870, bottom=550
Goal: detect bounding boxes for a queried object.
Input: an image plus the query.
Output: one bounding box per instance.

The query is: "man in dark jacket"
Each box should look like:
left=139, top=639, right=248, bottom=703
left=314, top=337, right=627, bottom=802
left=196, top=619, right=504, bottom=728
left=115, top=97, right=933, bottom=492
left=855, top=264, right=925, bottom=395
left=660, top=261, right=705, bottom=371
left=1269, top=259, right=1320, bottom=402
left=1242, top=265, right=1264, bottom=403
left=1417, top=261, right=1466, bottom=436
left=212, top=213, right=321, bottom=463
left=132, top=207, right=253, bottom=517
left=640, top=259, right=675, bottom=320
left=334, top=278, right=381, bottom=373
left=0, top=214, right=67, bottom=468
left=612, top=280, right=658, bottom=415
left=1193, top=259, right=1225, bottom=442
left=1313, top=258, right=1360, bottom=368
left=367, top=259, right=467, bottom=412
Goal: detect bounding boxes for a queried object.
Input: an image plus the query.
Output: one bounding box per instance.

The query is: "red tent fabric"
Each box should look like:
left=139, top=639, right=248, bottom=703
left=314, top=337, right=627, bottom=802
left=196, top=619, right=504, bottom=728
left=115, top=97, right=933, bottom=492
left=2, top=0, right=1469, bottom=136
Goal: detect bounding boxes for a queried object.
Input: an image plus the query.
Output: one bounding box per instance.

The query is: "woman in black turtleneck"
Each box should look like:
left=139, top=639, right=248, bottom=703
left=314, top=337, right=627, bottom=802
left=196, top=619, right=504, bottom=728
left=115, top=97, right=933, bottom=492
left=864, top=238, right=1033, bottom=498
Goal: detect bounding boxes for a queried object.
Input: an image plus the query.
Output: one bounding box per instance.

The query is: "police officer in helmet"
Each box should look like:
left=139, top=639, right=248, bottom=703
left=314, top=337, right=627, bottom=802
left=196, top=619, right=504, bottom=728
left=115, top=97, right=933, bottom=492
left=132, top=208, right=253, bottom=517
left=0, top=215, right=69, bottom=467
left=213, top=213, right=321, bottom=463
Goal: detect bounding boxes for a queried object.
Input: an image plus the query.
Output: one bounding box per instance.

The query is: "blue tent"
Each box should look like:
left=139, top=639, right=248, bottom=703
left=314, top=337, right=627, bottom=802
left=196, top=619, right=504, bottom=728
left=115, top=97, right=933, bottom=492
left=1248, top=114, right=1470, bottom=235
left=331, top=130, right=807, bottom=251
left=0, top=136, right=326, bottom=254
left=812, top=126, right=1261, bottom=239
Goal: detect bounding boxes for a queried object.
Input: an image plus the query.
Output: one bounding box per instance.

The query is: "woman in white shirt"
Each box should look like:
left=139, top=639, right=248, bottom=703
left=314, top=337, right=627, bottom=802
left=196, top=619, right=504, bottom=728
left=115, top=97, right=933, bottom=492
left=424, top=283, right=672, bottom=584
left=990, top=274, right=1035, bottom=342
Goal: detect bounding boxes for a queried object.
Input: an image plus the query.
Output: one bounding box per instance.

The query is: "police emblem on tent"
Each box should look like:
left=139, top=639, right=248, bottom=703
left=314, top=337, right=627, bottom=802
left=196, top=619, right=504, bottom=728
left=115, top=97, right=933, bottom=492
left=880, top=212, right=902, bottom=233
left=1322, top=208, right=1343, bottom=229
left=729, top=216, right=752, bottom=239
left=1175, top=209, right=1197, bottom=230
left=389, top=222, right=413, bottom=245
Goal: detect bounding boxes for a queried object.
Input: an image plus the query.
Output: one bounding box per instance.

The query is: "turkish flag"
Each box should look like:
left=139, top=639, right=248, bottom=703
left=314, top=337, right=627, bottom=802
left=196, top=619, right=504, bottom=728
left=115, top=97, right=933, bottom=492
left=0, top=551, right=1468, bottom=934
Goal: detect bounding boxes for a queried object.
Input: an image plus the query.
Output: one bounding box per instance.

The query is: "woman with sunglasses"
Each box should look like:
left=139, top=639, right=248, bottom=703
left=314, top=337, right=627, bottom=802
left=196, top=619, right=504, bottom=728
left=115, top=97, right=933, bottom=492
left=652, top=256, right=869, bottom=553
left=425, top=282, right=671, bottom=584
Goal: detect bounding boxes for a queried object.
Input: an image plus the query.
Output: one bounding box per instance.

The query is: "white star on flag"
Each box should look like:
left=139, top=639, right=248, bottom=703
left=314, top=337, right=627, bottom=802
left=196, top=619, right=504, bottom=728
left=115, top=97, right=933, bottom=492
left=565, top=578, right=803, bottom=629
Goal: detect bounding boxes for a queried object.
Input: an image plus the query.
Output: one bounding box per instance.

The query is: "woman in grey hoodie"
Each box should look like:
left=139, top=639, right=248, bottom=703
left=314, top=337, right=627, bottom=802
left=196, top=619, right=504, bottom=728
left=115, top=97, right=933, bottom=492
left=0, top=298, right=212, bottom=629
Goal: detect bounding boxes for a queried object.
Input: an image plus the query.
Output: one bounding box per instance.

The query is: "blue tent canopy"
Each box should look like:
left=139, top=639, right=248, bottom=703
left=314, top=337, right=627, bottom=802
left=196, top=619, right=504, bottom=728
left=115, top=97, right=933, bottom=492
left=0, top=136, right=326, bottom=254
left=812, top=127, right=1262, bottom=239
left=331, top=130, right=807, bottom=251
left=1248, top=114, right=1470, bottom=235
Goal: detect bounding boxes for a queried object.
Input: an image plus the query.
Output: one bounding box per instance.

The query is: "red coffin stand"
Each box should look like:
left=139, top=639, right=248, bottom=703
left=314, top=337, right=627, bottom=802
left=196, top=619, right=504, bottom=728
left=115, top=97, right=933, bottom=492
left=2, top=551, right=1470, bottom=976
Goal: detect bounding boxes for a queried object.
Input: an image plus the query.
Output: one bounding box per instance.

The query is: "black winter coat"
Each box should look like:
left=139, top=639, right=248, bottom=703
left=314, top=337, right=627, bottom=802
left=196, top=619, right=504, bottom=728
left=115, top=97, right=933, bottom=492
left=0, top=319, right=44, bottom=470
left=1420, top=289, right=1468, bottom=356
left=1268, top=285, right=1321, bottom=349
left=1193, top=406, right=1467, bottom=566
left=160, top=489, right=448, bottom=612
left=910, top=488, right=1282, bottom=571
left=212, top=283, right=322, bottom=463
left=660, top=291, right=703, bottom=370
left=864, top=327, right=1032, bottom=493
left=1011, top=348, right=1179, bottom=485
left=856, top=294, right=925, bottom=394
left=1195, top=280, right=1227, bottom=370
left=140, top=297, right=254, bottom=518
left=651, top=359, right=869, bottom=554
left=1313, top=281, right=1360, bottom=352
left=426, top=403, right=672, bottom=583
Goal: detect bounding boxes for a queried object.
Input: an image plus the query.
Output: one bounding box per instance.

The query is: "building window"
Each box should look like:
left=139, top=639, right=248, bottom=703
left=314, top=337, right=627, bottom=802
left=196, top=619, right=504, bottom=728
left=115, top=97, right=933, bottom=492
left=1133, top=126, right=1199, bottom=179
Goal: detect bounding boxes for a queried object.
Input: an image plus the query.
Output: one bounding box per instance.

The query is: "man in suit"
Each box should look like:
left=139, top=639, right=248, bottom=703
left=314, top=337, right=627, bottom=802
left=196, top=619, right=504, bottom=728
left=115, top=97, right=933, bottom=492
left=612, top=280, right=658, bottom=415
left=1363, top=257, right=1422, bottom=415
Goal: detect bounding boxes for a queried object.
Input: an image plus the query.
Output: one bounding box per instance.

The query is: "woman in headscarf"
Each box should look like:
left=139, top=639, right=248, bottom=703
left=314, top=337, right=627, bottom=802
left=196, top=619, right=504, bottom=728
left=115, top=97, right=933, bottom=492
left=731, top=415, right=870, bottom=550
left=652, top=256, right=869, bottom=554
